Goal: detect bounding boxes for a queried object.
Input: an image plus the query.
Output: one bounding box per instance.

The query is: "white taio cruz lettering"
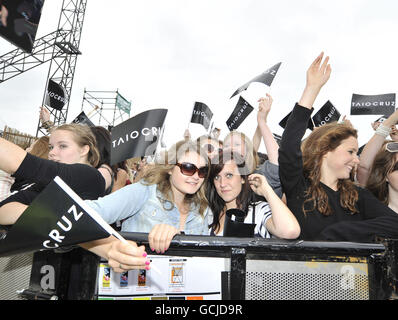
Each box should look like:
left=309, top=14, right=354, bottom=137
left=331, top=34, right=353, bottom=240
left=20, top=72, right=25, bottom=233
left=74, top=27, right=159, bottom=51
left=352, top=101, right=395, bottom=108
left=228, top=103, right=249, bottom=130
left=320, top=106, right=337, bottom=126
left=42, top=204, right=84, bottom=249
left=47, top=90, right=68, bottom=103
left=112, top=126, right=163, bottom=148
left=193, top=110, right=210, bottom=123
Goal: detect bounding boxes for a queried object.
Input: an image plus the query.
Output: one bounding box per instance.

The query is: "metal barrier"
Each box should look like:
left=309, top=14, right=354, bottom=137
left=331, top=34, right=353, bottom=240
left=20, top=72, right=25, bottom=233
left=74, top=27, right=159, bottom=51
left=1, top=234, right=397, bottom=300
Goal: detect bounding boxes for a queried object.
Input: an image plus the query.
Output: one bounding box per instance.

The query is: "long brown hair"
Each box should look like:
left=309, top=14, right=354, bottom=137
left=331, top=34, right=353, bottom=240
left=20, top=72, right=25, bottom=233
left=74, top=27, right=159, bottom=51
left=141, top=140, right=209, bottom=216
left=366, top=141, right=397, bottom=205
left=301, top=122, right=359, bottom=216
left=206, top=150, right=254, bottom=233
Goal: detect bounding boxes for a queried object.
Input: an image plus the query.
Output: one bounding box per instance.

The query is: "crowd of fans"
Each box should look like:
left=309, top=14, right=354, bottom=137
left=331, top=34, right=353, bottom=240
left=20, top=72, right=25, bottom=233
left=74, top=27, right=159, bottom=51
left=1, top=52, right=398, bottom=273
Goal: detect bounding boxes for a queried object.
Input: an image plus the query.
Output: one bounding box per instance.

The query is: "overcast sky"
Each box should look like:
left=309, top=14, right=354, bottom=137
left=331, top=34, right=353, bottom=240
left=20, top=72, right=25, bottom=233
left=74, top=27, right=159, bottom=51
left=1, top=0, right=397, bottom=150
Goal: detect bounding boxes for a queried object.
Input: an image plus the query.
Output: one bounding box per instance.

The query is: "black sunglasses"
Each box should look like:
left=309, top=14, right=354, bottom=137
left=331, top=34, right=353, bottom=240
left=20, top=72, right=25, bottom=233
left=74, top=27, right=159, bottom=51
left=176, top=162, right=208, bottom=178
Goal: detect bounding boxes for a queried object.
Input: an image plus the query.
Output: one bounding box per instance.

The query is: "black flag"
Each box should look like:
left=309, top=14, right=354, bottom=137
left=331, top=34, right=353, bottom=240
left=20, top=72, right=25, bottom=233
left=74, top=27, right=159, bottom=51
left=312, top=100, right=341, bottom=127
left=110, top=109, right=168, bottom=165
left=0, top=0, right=45, bottom=53
left=226, top=96, right=254, bottom=131
left=279, top=111, right=314, bottom=131
left=350, top=93, right=396, bottom=116
left=44, top=79, right=68, bottom=111
left=190, top=102, right=213, bottom=130
left=230, top=62, right=282, bottom=98
left=0, top=177, right=113, bottom=258
left=71, top=111, right=95, bottom=127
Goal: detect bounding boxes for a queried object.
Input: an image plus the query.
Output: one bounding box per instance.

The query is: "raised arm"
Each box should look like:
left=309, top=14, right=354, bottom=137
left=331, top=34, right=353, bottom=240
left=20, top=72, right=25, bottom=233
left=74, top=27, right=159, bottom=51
left=248, top=173, right=300, bottom=239
left=254, top=94, right=279, bottom=164
left=357, top=109, right=398, bottom=186
left=298, top=52, right=331, bottom=110
left=0, top=137, right=28, bottom=174
left=278, top=52, right=331, bottom=196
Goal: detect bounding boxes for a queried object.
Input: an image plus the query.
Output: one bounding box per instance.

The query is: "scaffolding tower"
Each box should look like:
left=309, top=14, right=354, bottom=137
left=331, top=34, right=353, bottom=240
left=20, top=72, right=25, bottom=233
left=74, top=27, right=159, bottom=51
left=36, top=0, right=87, bottom=136
left=0, top=0, right=88, bottom=137
left=80, top=89, right=131, bottom=129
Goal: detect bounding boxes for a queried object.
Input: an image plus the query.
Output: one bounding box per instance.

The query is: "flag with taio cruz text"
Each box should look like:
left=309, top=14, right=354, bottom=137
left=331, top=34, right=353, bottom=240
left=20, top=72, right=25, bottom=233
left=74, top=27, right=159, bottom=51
left=230, top=62, right=282, bottom=98
left=279, top=100, right=341, bottom=131
left=0, top=177, right=119, bottom=258
left=190, top=102, right=213, bottom=130
left=110, top=109, right=168, bottom=165
left=44, top=79, right=68, bottom=111
left=350, top=93, right=396, bottom=116
left=226, top=96, right=254, bottom=131
left=312, top=100, right=341, bottom=127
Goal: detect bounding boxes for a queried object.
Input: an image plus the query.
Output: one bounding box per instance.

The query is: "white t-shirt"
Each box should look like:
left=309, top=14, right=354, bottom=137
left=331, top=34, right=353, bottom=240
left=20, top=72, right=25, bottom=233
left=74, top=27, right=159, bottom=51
left=207, top=201, right=273, bottom=238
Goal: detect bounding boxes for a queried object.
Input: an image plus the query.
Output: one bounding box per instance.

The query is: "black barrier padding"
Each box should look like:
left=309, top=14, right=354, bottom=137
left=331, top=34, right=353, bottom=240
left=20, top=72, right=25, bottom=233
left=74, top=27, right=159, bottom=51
left=120, top=232, right=386, bottom=257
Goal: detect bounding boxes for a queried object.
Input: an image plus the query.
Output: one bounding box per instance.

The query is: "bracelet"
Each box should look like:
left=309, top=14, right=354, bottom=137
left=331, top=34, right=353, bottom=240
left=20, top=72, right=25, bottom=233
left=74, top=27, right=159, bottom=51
left=41, top=120, right=54, bottom=130
left=375, top=124, right=392, bottom=138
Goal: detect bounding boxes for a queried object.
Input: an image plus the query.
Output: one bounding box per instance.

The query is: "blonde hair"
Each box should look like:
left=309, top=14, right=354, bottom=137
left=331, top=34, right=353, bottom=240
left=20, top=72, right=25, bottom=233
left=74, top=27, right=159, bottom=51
left=223, top=131, right=259, bottom=173
left=50, top=123, right=100, bottom=167
left=141, top=140, right=209, bottom=216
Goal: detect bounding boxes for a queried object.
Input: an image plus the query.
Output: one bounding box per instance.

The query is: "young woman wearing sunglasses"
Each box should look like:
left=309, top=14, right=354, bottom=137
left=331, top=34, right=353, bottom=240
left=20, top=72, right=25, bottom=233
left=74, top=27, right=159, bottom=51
left=206, top=150, right=300, bottom=238
left=279, top=52, right=398, bottom=242
left=357, top=108, right=398, bottom=186
left=81, top=140, right=210, bottom=272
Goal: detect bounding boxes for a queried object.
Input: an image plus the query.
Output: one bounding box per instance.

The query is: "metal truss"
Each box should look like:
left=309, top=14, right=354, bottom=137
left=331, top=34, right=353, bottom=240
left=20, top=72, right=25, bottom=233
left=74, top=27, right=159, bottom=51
left=81, top=89, right=131, bottom=129
left=0, top=0, right=88, bottom=137
left=36, top=0, right=88, bottom=136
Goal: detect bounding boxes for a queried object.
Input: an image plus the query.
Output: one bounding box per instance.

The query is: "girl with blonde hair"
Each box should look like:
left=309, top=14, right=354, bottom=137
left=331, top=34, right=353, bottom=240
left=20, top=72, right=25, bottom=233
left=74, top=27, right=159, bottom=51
left=82, top=140, right=210, bottom=273
left=0, top=123, right=105, bottom=225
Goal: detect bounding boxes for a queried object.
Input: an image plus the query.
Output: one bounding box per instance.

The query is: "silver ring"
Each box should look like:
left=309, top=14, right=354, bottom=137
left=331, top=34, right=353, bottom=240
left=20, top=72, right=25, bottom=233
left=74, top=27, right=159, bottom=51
left=119, top=263, right=123, bottom=269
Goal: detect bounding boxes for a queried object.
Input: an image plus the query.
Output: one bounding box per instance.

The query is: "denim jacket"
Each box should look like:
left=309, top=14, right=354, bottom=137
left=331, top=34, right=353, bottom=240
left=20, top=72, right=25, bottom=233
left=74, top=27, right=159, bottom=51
left=85, top=182, right=209, bottom=235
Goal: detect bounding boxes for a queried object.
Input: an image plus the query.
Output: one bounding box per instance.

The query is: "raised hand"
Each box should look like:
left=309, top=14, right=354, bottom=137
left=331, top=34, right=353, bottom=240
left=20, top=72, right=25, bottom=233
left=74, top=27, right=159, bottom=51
left=248, top=173, right=271, bottom=197
left=299, top=52, right=332, bottom=110
left=257, top=93, right=273, bottom=124
left=39, top=106, right=51, bottom=123
left=306, top=52, right=331, bottom=89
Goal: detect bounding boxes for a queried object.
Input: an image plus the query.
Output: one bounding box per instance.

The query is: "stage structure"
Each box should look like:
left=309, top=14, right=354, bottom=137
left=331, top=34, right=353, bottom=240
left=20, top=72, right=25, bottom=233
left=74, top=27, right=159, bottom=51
left=36, top=0, right=87, bottom=136
left=81, top=89, right=131, bottom=129
left=0, top=0, right=88, bottom=137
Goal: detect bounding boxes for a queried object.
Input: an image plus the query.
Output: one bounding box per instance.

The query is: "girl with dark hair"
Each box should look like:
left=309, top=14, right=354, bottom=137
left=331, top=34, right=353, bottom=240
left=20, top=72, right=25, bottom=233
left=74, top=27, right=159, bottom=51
left=206, top=150, right=299, bottom=238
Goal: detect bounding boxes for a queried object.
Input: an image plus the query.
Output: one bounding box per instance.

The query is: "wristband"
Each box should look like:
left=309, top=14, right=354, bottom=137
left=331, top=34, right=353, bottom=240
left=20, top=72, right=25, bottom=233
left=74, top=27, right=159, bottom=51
left=375, top=124, right=392, bottom=138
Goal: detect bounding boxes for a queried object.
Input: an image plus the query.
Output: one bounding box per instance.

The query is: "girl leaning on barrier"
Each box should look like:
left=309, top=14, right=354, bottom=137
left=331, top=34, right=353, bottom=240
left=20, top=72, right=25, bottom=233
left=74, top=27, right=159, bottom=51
left=81, top=139, right=210, bottom=273
left=0, top=123, right=106, bottom=226
left=278, top=52, right=398, bottom=243
left=206, top=149, right=300, bottom=238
